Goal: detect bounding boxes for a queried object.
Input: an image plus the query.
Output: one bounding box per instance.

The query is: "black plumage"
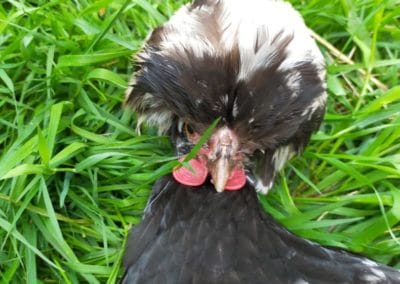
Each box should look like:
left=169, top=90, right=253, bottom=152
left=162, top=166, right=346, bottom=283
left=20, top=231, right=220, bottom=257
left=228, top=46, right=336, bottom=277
left=121, top=177, right=400, bottom=284
left=122, top=0, right=400, bottom=283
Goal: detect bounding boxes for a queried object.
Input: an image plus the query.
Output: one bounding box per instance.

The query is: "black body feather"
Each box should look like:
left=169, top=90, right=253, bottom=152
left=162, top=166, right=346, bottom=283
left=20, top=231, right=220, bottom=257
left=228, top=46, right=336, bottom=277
left=122, top=176, right=400, bottom=284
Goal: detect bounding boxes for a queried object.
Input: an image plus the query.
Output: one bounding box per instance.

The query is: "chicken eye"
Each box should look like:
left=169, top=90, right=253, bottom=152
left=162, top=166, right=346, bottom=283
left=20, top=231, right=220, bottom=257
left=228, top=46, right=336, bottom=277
left=183, top=122, right=200, bottom=143
left=184, top=123, right=194, bottom=136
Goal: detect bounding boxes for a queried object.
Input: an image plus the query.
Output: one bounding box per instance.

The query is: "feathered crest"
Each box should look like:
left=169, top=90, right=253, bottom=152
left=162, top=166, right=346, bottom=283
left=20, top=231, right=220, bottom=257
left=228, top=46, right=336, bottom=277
left=125, top=0, right=326, bottom=192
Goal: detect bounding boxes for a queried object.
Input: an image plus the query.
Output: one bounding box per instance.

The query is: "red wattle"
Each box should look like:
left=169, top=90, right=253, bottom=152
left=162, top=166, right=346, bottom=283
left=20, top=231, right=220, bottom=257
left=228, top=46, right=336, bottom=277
left=225, top=167, right=247, bottom=190
left=172, top=157, right=208, bottom=187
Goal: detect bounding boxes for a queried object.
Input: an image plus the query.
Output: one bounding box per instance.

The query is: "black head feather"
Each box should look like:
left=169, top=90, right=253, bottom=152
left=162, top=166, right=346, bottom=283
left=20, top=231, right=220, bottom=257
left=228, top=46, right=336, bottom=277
left=125, top=0, right=326, bottom=193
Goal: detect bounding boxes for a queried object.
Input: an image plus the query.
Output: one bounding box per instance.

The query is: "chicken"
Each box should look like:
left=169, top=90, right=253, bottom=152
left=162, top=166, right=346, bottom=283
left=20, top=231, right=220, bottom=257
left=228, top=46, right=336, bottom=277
left=121, top=0, right=400, bottom=283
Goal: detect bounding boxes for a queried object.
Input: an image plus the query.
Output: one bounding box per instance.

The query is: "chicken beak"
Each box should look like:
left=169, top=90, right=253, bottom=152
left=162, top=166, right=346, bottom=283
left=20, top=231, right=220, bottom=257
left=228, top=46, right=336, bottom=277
left=207, top=126, right=239, bottom=193
left=209, top=149, right=232, bottom=192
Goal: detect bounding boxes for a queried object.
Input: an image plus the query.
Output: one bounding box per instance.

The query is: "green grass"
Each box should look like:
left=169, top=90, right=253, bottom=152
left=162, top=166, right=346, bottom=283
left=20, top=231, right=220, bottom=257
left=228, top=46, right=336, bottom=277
left=0, top=0, right=399, bottom=282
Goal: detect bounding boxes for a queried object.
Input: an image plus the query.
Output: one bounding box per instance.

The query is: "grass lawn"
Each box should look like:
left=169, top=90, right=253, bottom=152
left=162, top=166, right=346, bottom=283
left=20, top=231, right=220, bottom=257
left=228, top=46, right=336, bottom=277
left=0, top=0, right=399, bottom=283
